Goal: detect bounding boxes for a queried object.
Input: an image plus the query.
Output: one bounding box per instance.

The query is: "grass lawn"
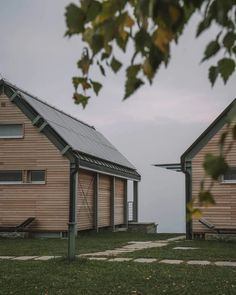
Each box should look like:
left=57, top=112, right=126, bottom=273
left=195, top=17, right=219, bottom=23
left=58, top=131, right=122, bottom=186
left=121, top=240, right=236, bottom=261
left=0, top=232, right=177, bottom=256
left=0, top=259, right=236, bottom=295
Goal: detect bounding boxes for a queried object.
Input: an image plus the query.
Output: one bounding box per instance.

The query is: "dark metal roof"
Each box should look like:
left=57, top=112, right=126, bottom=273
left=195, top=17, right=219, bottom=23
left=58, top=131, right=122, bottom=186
left=0, top=79, right=140, bottom=178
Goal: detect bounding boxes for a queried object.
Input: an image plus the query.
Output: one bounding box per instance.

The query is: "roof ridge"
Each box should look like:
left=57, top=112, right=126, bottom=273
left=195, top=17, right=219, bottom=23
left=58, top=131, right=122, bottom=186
left=2, top=78, right=95, bottom=130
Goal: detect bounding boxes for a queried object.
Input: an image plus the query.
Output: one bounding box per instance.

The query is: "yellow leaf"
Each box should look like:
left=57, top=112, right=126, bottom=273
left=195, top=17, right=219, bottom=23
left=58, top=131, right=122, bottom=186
left=118, top=26, right=128, bottom=41
left=191, top=208, right=202, bottom=220
left=124, top=14, right=135, bottom=28
left=169, top=5, right=181, bottom=24
left=143, top=59, right=154, bottom=80
left=153, top=28, right=174, bottom=53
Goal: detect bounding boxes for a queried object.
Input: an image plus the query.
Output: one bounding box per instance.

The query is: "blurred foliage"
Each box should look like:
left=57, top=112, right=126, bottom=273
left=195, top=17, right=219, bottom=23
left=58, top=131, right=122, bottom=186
left=65, top=1, right=236, bottom=217
left=65, top=0, right=236, bottom=107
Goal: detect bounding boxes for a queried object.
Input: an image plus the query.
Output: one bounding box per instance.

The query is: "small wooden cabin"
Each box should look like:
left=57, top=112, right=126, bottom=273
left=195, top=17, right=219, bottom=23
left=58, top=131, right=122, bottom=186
left=155, top=99, right=236, bottom=239
left=0, top=79, right=140, bottom=237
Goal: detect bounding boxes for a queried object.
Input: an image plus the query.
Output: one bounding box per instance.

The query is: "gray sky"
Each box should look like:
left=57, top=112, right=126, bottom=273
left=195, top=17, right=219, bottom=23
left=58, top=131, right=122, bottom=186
left=1, top=0, right=236, bottom=232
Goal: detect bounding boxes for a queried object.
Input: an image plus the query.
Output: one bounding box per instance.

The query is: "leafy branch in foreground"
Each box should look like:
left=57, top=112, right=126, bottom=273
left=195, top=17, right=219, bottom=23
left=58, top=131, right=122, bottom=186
left=65, top=0, right=236, bottom=107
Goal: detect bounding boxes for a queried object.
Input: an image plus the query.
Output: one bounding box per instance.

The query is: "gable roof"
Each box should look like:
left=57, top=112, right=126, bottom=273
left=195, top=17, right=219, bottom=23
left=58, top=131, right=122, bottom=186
left=0, top=78, right=140, bottom=180
left=181, top=98, right=236, bottom=170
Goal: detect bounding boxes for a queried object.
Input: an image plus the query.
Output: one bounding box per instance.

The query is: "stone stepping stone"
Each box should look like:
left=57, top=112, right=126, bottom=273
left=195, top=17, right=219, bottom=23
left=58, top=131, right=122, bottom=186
left=159, top=259, right=183, bottom=265
left=187, top=260, right=211, bottom=265
left=13, top=256, right=38, bottom=261
left=166, top=236, right=186, bottom=242
left=34, top=256, right=57, bottom=261
left=88, top=257, right=107, bottom=261
left=173, top=247, right=199, bottom=250
left=215, top=261, right=236, bottom=267
left=0, top=256, right=14, bottom=260
left=108, top=258, right=132, bottom=262
left=133, top=258, right=157, bottom=263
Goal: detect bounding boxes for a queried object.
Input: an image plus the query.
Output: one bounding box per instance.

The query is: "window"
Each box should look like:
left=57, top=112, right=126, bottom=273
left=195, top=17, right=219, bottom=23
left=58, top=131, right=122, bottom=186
left=0, top=171, right=22, bottom=184
left=222, top=167, right=236, bottom=183
left=27, top=170, right=46, bottom=184
left=0, top=124, right=23, bottom=138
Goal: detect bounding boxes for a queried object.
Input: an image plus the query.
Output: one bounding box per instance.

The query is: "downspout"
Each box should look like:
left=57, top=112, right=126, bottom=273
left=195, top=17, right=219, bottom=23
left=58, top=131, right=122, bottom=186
left=181, top=155, right=192, bottom=240
left=184, top=169, right=192, bottom=240
left=68, top=154, right=79, bottom=261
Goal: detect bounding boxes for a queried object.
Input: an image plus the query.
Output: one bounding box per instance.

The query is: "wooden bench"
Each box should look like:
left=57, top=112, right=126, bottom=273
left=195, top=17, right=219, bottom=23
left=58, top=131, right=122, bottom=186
left=199, top=218, right=236, bottom=234
left=0, top=217, right=35, bottom=232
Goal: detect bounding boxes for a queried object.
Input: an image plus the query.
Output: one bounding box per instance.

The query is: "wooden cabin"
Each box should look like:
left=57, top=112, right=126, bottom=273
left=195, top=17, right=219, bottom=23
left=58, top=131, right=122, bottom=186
left=155, top=99, right=236, bottom=239
left=0, top=79, right=140, bottom=237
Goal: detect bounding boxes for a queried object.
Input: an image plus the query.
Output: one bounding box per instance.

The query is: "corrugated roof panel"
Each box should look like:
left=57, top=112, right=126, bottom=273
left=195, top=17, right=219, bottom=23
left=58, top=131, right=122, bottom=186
left=19, top=91, right=136, bottom=169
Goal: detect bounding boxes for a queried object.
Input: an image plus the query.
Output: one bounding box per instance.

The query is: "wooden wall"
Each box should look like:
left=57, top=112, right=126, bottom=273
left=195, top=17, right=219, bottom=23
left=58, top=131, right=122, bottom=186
left=98, top=174, right=111, bottom=227
left=115, top=178, right=125, bottom=225
left=0, top=94, right=128, bottom=233
left=0, top=94, right=70, bottom=231
left=77, top=171, right=126, bottom=230
left=77, top=170, right=95, bottom=230
left=192, top=123, right=236, bottom=233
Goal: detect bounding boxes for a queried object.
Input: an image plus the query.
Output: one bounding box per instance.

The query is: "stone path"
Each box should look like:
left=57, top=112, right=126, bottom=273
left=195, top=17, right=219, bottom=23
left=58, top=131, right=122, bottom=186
left=79, top=235, right=185, bottom=258
left=1, top=235, right=236, bottom=266
left=0, top=255, right=236, bottom=267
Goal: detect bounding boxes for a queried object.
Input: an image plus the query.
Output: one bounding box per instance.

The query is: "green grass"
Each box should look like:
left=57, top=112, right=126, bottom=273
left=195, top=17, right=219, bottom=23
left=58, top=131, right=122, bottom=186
left=121, top=240, right=236, bottom=261
left=0, top=259, right=236, bottom=295
left=0, top=232, right=178, bottom=256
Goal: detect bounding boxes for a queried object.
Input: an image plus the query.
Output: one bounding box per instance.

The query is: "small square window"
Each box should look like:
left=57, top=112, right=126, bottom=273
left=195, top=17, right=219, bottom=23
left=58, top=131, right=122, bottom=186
left=0, top=171, right=22, bottom=184
left=222, top=167, right=236, bottom=183
left=27, top=170, right=46, bottom=184
left=0, top=124, right=23, bottom=138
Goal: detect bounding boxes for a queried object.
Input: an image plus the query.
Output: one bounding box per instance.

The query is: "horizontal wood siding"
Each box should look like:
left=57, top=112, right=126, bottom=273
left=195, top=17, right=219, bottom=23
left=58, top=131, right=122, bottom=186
left=115, top=178, right=125, bottom=225
left=98, top=174, right=111, bottom=227
left=192, top=123, right=236, bottom=233
left=77, top=170, right=95, bottom=230
left=0, top=94, right=70, bottom=231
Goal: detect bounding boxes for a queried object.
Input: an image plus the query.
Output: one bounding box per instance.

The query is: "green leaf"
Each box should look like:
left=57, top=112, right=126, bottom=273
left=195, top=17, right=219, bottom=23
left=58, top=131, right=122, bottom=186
left=77, top=50, right=90, bottom=75
left=127, top=64, right=141, bottom=78
left=223, top=31, right=236, bottom=49
left=202, top=41, right=220, bottom=62
left=134, top=29, right=151, bottom=53
left=98, top=63, right=106, bottom=76
left=90, top=80, right=102, bottom=96
left=72, top=77, right=91, bottom=91
left=111, top=57, right=122, bottom=73
left=65, top=4, right=86, bottom=36
left=199, top=190, right=216, bottom=206
left=203, top=154, right=228, bottom=180
left=218, top=58, right=235, bottom=84
left=208, top=66, right=218, bottom=86
left=124, top=77, right=144, bottom=100
left=73, top=93, right=90, bottom=108
left=196, top=18, right=212, bottom=37
left=86, top=1, right=102, bottom=22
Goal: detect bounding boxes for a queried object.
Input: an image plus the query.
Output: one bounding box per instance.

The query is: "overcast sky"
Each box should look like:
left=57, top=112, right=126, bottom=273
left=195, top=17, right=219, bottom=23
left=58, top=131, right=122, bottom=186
left=1, top=1, right=236, bottom=232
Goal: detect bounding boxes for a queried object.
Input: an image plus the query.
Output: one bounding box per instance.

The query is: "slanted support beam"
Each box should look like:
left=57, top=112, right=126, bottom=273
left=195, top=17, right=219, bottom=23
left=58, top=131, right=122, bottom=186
left=39, top=121, right=48, bottom=132
left=124, top=180, right=128, bottom=228
left=9, top=91, right=19, bottom=102
left=133, top=181, right=138, bottom=222
left=111, top=176, right=115, bottom=231
left=32, top=115, right=41, bottom=126
left=94, top=173, right=99, bottom=232
left=61, top=145, right=70, bottom=155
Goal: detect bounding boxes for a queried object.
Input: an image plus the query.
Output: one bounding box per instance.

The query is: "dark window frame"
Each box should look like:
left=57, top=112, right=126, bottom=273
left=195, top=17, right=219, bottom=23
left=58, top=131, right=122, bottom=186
left=222, top=167, right=236, bottom=184
left=0, top=170, right=23, bottom=184
left=0, top=123, right=24, bottom=139
left=27, top=170, right=46, bottom=184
